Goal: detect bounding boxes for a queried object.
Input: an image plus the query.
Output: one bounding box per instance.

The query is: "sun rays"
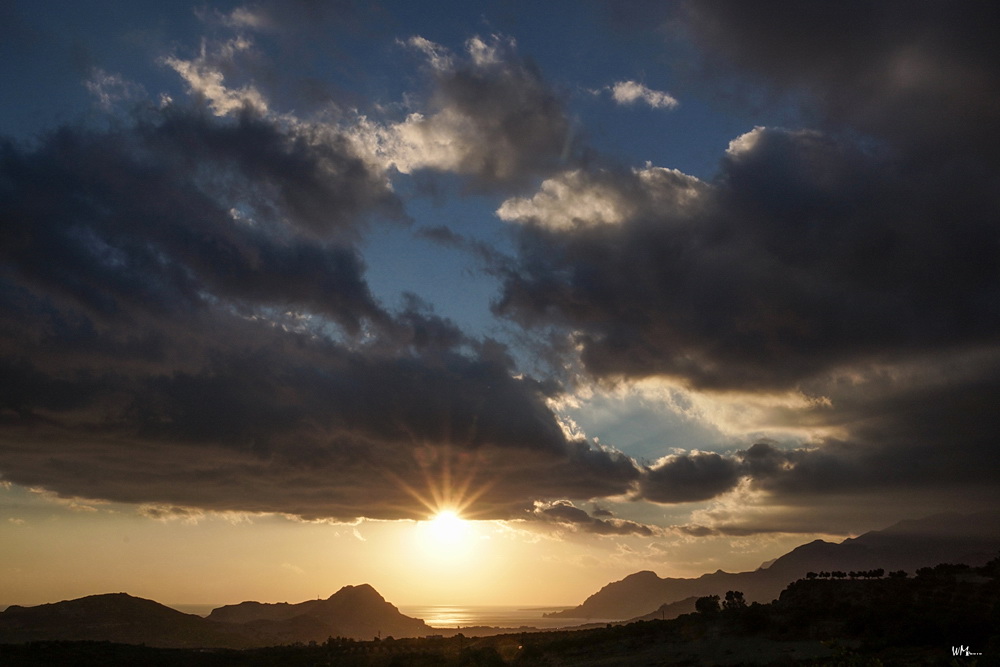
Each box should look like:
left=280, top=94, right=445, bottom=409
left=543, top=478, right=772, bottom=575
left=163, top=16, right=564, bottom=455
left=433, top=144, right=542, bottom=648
left=386, top=444, right=500, bottom=523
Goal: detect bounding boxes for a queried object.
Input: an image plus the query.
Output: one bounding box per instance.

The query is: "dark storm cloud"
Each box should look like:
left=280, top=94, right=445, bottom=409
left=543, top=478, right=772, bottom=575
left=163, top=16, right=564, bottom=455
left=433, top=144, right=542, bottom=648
left=1, top=111, right=399, bottom=333
left=633, top=357, right=1000, bottom=516
left=493, top=1, right=1000, bottom=390
left=767, top=357, right=1000, bottom=496
left=684, top=1, right=1000, bottom=161
left=142, top=110, right=404, bottom=237
left=0, top=103, right=641, bottom=521
left=529, top=500, right=656, bottom=537
left=0, top=321, right=638, bottom=519
left=490, top=2, right=1000, bottom=523
left=639, top=452, right=741, bottom=504
left=495, top=126, right=1000, bottom=391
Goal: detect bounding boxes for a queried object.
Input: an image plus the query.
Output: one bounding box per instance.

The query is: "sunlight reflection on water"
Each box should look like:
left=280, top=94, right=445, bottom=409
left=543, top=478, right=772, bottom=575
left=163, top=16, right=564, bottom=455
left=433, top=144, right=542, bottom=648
left=399, top=605, right=583, bottom=629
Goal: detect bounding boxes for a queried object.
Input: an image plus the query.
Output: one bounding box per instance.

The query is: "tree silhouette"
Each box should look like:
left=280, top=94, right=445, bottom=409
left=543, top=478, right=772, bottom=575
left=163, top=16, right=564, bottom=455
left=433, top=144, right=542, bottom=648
left=723, top=590, right=746, bottom=610
left=695, top=595, right=720, bottom=614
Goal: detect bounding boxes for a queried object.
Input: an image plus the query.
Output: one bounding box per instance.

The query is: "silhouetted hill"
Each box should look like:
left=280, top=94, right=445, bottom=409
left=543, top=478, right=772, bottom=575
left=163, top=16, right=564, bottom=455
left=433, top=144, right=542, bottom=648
left=544, top=568, right=773, bottom=620
left=207, top=584, right=431, bottom=641
left=763, top=560, right=1000, bottom=651
left=5, top=562, right=998, bottom=666
left=761, top=510, right=1000, bottom=582
left=0, top=585, right=432, bottom=648
left=547, top=511, right=1000, bottom=619
left=0, top=593, right=247, bottom=648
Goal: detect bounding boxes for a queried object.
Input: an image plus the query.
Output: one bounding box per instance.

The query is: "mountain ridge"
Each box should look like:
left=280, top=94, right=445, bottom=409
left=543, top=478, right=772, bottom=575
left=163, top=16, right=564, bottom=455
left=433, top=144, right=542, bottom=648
left=3, top=512, right=997, bottom=645
left=0, top=593, right=249, bottom=648
left=0, top=584, right=431, bottom=648
left=546, top=511, right=1000, bottom=620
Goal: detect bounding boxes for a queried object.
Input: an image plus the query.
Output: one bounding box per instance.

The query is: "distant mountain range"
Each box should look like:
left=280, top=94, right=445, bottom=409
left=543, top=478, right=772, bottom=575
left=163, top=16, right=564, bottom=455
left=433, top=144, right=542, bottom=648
left=547, top=511, right=1000, bottom=620
left=0, top=584, right=429, bottom=648
left=2, top=512, right=997, bottom=648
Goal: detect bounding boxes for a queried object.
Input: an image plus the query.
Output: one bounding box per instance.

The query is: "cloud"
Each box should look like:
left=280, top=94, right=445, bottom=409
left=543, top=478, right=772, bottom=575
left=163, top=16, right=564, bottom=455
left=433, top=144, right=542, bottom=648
left=631, top=358, right=1000, bottom=528
left=138, top=504, right=208, bottom=523
left=610, top=80, right=678, bottom=109
left=0, top=113, right=400, bottom=335
left=405, top=35, right=455, bottom=73
left=495, top=126, right=1000, bottom=392
left=486, top=4, right=1000, bottom=529
left=352, top=34, right=576, bottom=187
left=164, top=37, right=269, bottom=117
left=219, top=6, right=273, bottom=31
left=684, top=1, right=1000, bottom=161
left=497, top=166, right=703, bottom=230
left=640, top=452, right=741, bottom=503
left=4, top=4, right=998, bottom=536
left=0, top=302, right=641, bottom=520
left=528, top=500, right=658, bottom=536
left=0, top=95, right=640, bottom=522
left=84, top=68, right=147, bottom=112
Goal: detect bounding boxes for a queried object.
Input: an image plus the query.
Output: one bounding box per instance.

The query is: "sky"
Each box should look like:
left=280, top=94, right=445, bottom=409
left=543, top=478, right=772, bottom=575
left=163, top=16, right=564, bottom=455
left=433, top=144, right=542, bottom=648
left=2, top=0, right=999, bottom=608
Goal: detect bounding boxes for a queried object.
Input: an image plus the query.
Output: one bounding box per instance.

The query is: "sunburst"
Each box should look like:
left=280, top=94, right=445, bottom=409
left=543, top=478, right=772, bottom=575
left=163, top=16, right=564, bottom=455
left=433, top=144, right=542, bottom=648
left=384, top=444, right=498, bottom=522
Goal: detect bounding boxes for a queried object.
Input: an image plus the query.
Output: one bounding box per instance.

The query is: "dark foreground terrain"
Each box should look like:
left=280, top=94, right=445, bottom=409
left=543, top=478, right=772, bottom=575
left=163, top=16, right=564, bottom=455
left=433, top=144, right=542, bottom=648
left=2, top=557, right=997, bottom=666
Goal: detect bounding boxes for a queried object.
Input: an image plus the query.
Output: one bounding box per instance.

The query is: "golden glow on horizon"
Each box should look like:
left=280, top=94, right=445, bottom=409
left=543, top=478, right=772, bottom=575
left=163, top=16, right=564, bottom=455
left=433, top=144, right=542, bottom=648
left=0, top=481, right=840, bottom=608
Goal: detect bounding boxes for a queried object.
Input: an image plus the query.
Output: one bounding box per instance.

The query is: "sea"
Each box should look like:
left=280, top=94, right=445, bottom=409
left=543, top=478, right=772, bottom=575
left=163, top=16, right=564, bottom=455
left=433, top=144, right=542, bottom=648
left=398, top=605, right=587, bottom=630
left=168, top=603, right=590, bottom=630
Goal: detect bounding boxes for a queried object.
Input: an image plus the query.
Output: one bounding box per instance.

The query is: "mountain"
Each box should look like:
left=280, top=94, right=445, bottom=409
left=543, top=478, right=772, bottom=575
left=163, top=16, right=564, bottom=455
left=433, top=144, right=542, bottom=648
left=0, top=593, right=247, bottom=648
left=547, top=511, right=1000, bottom=620
left=0, top=584, right=432, bottom=647
left=207, top=584, right=431, bottom=641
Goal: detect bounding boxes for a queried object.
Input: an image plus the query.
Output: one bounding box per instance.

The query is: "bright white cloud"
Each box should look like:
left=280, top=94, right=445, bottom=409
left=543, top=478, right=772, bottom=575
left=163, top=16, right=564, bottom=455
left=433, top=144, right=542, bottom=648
left=404, top=35, right=455, bottom=72
left=610, top=80, right=678, bottom=109
left=497, top=170, right=636, bottom=229
left=466, top=34, right=512, bottom=66
left=496, top=165, right=705, bottom=230
left=164, top=37, right=268, bottom=117
left=726, top=125, right=766, bottom=156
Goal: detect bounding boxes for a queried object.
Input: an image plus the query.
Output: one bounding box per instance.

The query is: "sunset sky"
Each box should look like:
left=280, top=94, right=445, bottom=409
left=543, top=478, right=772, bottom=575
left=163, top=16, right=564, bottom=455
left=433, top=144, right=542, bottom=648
left=2, top=1, right=999, bottom=609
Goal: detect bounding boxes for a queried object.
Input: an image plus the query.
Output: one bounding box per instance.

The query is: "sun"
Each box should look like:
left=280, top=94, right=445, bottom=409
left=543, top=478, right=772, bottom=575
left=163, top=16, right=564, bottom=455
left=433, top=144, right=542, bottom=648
left=428, top=509, right=468, bottom=544
left=386, top=445, right=494, bottom=565
left=411, top=508, right=480, bottom=567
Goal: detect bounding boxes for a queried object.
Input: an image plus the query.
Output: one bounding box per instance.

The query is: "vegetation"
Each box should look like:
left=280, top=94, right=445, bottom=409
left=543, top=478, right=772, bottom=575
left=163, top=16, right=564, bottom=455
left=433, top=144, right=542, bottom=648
left=694, top=594, right=720, bottom=615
